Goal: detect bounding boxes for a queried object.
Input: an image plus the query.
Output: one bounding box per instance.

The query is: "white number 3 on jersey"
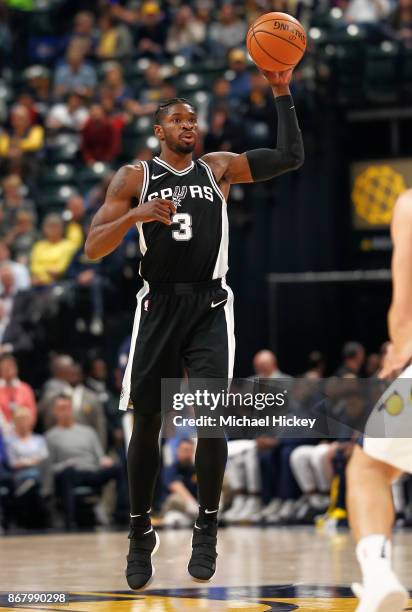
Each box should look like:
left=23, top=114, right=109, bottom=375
left=172, top=213, right=192, bottom=241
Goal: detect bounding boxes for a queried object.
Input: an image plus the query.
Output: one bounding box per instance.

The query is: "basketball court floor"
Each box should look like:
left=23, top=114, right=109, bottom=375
left=1, top=527, right=412, bottom=611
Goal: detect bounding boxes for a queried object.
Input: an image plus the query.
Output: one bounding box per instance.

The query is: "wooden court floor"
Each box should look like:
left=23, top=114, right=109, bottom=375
left=0, top=527, right=412, bottom=611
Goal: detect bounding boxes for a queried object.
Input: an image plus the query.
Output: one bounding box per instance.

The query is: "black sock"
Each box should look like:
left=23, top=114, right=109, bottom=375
left=197, top=507, right=218, bottom=527
left=127, top=413, right=162, bottom=516
left=130, top=512, right=151, bottom=530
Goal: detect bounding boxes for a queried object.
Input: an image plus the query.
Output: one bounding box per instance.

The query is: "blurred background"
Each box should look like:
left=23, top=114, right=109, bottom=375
left=0, top=0, right=411, bottom=534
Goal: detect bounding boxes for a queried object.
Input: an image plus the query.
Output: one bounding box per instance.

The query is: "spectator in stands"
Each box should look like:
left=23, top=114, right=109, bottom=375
left=81, top=104, right=120, bottom=164
left=0, top=174, right=34, bottom=236
left=6, top=406, right=48, bottom=488
left=85, top=357, right=124, bottom=455
left=304, top=351, right=326, bottom=378
left=136, top=1, right=167, bottom=60
left=227, top=48, right=251, bottom=99
left=165, top=5, right=206, bottom=59
left=46, top=394, right=127, bottom=529
left=14, top=93, right=39, bottom=127
left=23, top=65, right=51, bottom=107
left=68, top=11, right=97, bottom=55
left=0, top=354, right=36, bottom=428
left=0, top=241, right=30, bottom=291
left=256, top=433, right=303, bottom=524
left=41, top=354, right=74, bottom=401
left=102, top=62, right=133, bottom=111
left=66, top=238, right=105, bottom=336
left=209, top=77, right=232, bottom=118
left=41, top=359, right=106, bottom=447
left=208, top=4, right=247, bottom=56
left=162, top=438, right=198, bottom=527
left=140, top=60, right=165, bottom=105
left=0, top=265, right=35, bottom=359
left=194, top=0, right=213, bottom=25
left=242, top=71, right=274, bottom=146
left=204, top=108, right=242, bottom=153
left=46, top=91, right=89, bottom=132
left=0, top=104, right=44, bottom=158
left=289, top=443, right=333, bottom=522
left=64, top=194, right=86, bottom=251
left=96, top=10, right=133, bottom=59
left=365, top=352, right=380, bottom=377
left=5, top=210, right=38, bottom=265
left=387, top=0, right=412, bottom=46
left=252, top=349, right=291, bottom=379
left=344, top=0, right=391, bottom=23
left=223, top=439, right=262, bottom=523
left=53, top=44, right=97, bottom=99
left=30, top=214, right=77, bottom=286
left=335, top=341, right=365, bottom=377
left=84, top=172, right=115, bottom=218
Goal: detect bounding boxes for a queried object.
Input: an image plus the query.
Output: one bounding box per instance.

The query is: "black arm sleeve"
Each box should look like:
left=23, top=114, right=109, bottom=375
left=246, top=94, right=304, bottom=182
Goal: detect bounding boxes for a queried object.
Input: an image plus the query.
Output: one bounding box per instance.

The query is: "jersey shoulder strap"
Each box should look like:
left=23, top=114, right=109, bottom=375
left=137, top=159, right=151, bottom=205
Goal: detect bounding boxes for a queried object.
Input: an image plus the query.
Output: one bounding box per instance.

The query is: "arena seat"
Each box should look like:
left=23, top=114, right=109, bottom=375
left=78, top=163, right=112, bottom=189
left=401, top=46, right=412, bottom=101
left=40, top=163, right=75, bottom=186
left=47, top=141, right=79, bottom=163
left=334, top=43, right=364, bottom=106
left=36, top=184, right=77, bottom=212
left=364, top=43, right=400, bottom=104
left=176, top=73, right=207, bottom=94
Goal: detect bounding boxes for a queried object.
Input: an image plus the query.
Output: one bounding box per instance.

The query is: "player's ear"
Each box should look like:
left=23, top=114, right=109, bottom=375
left=154, top=124, right=164, bottom=140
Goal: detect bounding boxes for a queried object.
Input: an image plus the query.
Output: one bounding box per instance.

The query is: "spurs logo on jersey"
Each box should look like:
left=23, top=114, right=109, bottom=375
left=172, top=185, right=187, bottom=208
left=135, top=156, right=229, bottom=283
left=147, top=184, right=214, bottom=205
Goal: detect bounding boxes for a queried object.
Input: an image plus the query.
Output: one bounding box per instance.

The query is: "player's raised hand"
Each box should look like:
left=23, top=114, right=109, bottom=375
left=259, top=68, right=294, bottom=87
left=135, top=198, right=176, bottom=225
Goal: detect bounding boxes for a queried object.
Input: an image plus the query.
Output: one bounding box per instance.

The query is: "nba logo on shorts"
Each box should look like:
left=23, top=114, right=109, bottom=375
left=144, top=299, right=150, bottom=311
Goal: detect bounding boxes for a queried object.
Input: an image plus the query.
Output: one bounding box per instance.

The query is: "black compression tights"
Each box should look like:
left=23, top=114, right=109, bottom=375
left=127, top=413, right=162, bottom=515
left=195, top=436, right=228, bottom=511
left=127, top=413, right=228, bottom=515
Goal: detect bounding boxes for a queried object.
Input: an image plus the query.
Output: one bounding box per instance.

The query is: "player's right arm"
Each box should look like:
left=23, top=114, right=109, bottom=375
left=85, top=163, right=176, bottom=260
left=381, top=190, right=412, bottom=378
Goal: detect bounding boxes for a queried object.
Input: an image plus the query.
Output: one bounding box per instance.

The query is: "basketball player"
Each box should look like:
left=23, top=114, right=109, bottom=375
left=85, top=67, right=304, bottom=590
left=347, top=190, right=412, bottom=612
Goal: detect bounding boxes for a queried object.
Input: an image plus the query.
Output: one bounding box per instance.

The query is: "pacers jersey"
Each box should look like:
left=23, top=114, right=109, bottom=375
left=136, top=156, right=229, bottom=282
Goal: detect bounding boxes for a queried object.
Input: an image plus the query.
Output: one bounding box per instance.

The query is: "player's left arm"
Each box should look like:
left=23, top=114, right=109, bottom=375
left=381, top=190, right=412, bottom=378
left=202, top=69, right=304, bottom=186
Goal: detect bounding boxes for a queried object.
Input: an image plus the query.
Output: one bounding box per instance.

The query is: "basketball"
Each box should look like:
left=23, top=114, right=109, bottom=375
left=246, top=12, right=307, bottom=72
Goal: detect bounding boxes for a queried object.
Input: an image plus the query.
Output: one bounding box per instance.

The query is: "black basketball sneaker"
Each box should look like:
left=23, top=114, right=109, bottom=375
left=188, top=515, right=218, bottom=582
left=126, top=521, right=160, bottom=590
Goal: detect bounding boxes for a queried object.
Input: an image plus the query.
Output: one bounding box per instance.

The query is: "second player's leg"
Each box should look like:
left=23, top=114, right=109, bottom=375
left=347, top=445, right=408, bottom=612
left=347, top=444, right=400, bottom=542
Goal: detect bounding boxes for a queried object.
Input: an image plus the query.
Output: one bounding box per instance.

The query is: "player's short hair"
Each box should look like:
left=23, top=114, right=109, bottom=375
left=154, top=97, right=196, bottom=125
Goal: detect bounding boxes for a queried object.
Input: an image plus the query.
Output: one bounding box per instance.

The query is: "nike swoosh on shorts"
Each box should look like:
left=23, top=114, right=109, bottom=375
left=211, top=299, right=227, bottom=308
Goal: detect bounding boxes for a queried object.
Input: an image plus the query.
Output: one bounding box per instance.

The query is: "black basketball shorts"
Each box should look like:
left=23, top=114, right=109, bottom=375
left=119, top=278, right=235, bottom=414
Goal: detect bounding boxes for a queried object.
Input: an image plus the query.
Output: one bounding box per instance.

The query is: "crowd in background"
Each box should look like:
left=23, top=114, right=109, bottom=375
left=0, top=0, right=408, bottom=532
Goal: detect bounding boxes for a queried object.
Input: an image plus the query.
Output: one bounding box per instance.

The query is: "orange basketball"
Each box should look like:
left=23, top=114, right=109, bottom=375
left=246, top=12, right=307, bottom=72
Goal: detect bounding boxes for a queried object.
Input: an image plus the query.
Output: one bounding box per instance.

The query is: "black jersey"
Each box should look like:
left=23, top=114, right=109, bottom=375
left=136, top=156, right=229, bottom=283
